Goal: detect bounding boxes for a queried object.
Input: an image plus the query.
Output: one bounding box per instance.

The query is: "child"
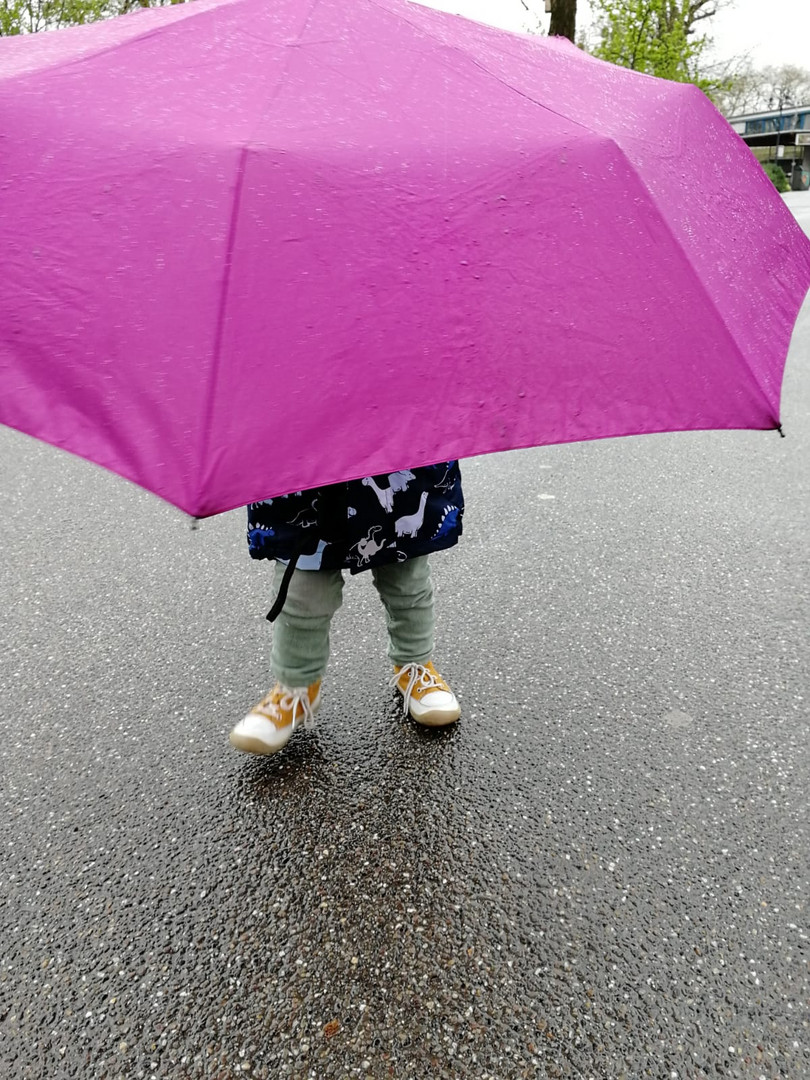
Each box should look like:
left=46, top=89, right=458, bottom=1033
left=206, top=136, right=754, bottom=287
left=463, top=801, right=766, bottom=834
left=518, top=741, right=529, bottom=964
left=229, top=462, right=464, bottom=755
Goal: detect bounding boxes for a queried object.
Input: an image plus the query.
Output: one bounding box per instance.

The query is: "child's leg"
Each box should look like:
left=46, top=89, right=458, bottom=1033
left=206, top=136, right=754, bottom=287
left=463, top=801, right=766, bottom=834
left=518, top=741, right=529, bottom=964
left=230, top=564, right=344, bottom=755
left=270, top=562, right=345, bottom=686
left=371, top=555, right=434, bottom=665
left=372, top=556, right=459, bottom=726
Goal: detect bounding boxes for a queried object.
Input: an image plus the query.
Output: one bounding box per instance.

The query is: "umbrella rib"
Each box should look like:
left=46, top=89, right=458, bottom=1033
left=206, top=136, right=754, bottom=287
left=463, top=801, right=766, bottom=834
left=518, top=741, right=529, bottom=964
left=369, top=0, right=600, bottom=136
left=374, top=1, right=784, bottom=424
left=1, top=0, right=248, bottom=81
left=611, top=95, right=786, bottom=425
left=196, top=0, right=327, bottom=510
left=594, top=131, right=785, bottom=423
left=197, top=145, right=249, bottom=504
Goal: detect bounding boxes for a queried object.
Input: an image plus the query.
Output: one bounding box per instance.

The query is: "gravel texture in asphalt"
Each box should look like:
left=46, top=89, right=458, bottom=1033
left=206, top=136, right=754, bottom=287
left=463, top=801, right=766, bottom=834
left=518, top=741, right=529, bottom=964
left=1, top=194, right=809, bottom=1079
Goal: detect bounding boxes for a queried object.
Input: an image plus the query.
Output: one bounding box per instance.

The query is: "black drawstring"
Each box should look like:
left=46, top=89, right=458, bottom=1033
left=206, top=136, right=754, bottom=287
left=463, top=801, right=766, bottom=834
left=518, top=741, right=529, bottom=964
left=266, top=536, right=307, bottom=622
left=265, top=483, right=350, bottom=622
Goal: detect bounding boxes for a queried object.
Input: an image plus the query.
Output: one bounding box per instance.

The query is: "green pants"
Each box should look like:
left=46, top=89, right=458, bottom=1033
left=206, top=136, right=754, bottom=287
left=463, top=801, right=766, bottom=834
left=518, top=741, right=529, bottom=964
left=270, top=555, right=435, bottom=687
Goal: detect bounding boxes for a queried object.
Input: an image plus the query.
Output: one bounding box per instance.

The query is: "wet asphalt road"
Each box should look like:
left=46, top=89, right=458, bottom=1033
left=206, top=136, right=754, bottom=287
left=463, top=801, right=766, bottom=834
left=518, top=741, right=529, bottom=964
left=1, top=195, right=809, bottom=1080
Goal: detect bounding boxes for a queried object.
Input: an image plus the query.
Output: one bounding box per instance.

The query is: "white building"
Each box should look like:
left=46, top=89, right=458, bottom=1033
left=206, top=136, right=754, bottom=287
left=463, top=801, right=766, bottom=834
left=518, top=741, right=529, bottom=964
left=728, top=105, right=810, bottom=190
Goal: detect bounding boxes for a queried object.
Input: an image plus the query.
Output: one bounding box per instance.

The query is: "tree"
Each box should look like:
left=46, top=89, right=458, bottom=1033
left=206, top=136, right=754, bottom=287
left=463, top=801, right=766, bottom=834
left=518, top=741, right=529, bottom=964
left=0, top=0, right=182, bottom=35
left=518, top=0, right=578, bottom=43
left=590, top=0, right=730, bottom=94
left=548, top=0, right=576, bottom=42
left=712, top=63, right=810, bottom=118
left=2, top=0, right=102, bottom=34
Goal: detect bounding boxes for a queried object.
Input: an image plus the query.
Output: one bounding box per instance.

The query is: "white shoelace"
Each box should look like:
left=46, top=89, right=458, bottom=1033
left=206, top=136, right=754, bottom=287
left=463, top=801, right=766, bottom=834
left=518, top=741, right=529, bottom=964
left=389, top=662, right=444, bottom=716
left=258, top=687, right=317, bottom=731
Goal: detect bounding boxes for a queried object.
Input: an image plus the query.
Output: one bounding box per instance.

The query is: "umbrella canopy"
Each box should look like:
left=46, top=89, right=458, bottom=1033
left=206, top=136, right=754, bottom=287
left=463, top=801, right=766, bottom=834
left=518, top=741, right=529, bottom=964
left=1, top=0, right=809, bottom=517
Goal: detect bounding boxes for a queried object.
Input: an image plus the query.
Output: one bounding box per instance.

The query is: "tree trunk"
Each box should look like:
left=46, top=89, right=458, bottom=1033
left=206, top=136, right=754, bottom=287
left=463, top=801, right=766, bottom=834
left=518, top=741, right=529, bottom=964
left=548, top=0, right=577, bottom=43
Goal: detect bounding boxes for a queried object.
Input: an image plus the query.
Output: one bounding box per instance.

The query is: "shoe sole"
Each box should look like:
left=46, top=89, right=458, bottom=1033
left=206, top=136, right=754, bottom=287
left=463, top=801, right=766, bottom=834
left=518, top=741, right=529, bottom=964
left=229, top=694, right=321, bottom=755
left=409, top=704, right=461, bottom=728
left=229, top=730, right=293, bottom=755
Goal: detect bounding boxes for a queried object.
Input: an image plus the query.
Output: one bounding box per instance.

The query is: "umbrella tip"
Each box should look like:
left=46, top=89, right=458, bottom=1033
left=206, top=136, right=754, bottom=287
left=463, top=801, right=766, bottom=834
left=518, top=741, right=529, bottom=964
left=190, top=516, right=202, bottom=530
left=775, top=424, right=785, bottom=438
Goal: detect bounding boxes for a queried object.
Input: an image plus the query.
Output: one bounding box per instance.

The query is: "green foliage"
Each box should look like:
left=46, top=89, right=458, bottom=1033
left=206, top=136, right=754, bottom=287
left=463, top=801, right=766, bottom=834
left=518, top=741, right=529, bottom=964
left=0, top=0, right=184, bottom=35
left=590, top=0, right=726, bottom=96
left=2, top=0, right=101, bottom=35
left=762, top=162, right=790, bottom=194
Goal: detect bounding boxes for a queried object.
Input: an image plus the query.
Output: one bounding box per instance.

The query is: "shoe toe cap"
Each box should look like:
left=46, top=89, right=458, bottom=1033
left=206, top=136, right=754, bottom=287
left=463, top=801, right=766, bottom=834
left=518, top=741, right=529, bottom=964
left=409, top=689, right=461, bottom=725
left=418, top=689, right=456, bottom=709
left=229, top=713, right=293, bottom=755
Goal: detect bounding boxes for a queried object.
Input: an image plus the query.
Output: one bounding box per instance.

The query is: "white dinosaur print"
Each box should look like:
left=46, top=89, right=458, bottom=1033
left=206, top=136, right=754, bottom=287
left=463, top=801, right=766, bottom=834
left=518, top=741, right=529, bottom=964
left=353, top=525, right=386, bottom=565
left=433, top=463, right=455, bottom=493
left=362, top=476, right=394, bottom=513
left=388, top=469, right=416, bottom=493
left=361, top=470, right=416, bottom=513
left=289, top=506, right=318, bottom=527
left=294, top=539, right=328, bottom=571
left=394, top=491, right=428, bottom=538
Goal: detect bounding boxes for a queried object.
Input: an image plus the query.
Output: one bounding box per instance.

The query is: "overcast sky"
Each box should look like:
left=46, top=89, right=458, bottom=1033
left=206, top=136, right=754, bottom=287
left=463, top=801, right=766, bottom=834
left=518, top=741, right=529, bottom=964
left=418, top=0, right=810, bottom=72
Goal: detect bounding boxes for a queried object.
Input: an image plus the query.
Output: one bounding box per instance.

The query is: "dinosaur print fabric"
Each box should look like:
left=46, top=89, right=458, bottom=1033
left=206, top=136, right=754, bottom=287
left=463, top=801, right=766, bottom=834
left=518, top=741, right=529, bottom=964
left=247, top=462, right=464, bottom=573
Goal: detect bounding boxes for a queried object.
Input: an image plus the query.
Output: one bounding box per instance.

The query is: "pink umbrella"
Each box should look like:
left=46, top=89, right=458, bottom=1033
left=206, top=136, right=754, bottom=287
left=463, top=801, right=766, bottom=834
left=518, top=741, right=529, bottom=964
left=1, top=0, right=809, bottom=517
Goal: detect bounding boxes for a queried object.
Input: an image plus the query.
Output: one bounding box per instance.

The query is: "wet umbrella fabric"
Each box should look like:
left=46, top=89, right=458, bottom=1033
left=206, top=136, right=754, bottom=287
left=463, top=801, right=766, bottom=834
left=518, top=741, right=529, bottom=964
left=1, top=0, right=809, bottom=518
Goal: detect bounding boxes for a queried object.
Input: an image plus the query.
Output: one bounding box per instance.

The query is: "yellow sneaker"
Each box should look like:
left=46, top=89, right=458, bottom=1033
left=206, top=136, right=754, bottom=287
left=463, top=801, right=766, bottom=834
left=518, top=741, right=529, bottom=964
left=390, top=662, right=460, bottom=727
left=229, top=680, right=321, bottom=755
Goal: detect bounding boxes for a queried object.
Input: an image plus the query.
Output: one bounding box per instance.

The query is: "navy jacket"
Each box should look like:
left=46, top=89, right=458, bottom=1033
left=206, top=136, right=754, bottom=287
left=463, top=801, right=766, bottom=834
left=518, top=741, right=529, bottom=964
left=247, top=462, right=464, bottom=573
